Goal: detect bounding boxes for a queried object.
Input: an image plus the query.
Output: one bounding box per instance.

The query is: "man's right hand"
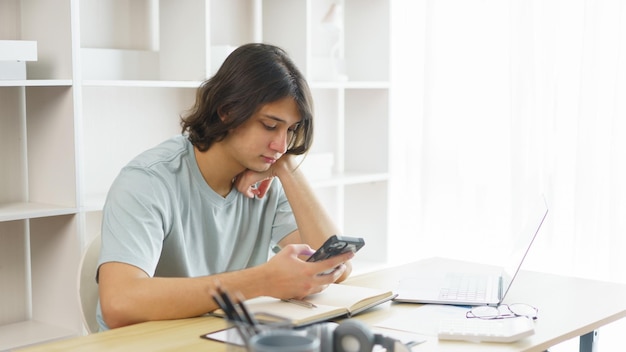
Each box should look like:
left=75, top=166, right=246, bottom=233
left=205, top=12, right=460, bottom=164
left=260, top=243, right=354, bottom=300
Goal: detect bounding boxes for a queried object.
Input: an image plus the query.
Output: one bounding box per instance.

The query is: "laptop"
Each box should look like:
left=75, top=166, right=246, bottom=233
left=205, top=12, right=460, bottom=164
left=394, top=196, right=548, bottom=306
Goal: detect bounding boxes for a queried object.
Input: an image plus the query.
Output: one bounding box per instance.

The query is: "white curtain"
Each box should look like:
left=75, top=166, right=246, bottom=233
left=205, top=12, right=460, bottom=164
left=390, top=0, right=626, bottom=283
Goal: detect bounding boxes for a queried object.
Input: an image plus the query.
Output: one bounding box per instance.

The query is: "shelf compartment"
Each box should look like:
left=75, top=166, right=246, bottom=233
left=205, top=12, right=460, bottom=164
left=80, top=0, right=209, bottom=81
left=81, top=86, right=194, bottom=198
left=344, top=88, right=389, bottom=174
left=0, top=215, right=81, bottom=351
left=208, top=0, right=258, bottom=74
left=309, top=0, right=346, bottom=82
left=209, top=0, right=255, bottom=45
left=0, top=87, right=27, bottom=207
left=310, top=88, right=340, bottom=157
left=30, top=215, right=82, bottom=334
left=263, top=0, right=307, bottom=71
left=0, top=0, right=73, bottom=80
left=344, top=0, right=390, bottom=82
left=0, top=86, right=77, bottom=218
left=26, top=86, right=77, bottom=207
left=0, top=220, right=28, bottom=326
left=80, top=48, right=160, bottom=81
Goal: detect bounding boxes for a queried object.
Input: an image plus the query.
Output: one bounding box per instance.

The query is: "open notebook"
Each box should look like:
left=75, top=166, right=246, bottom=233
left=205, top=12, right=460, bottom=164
left=394, top=196, right=548, bottom=306
left=213, top=283, right=396, bottom=327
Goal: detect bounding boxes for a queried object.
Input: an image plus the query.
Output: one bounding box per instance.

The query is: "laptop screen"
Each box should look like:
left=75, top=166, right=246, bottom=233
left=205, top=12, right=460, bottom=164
left=499, top=196, right=549, bottom=301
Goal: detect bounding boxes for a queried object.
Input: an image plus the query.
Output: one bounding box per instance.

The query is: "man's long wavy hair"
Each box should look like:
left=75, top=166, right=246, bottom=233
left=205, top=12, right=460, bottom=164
left=181, top=43, right=314, bottom=155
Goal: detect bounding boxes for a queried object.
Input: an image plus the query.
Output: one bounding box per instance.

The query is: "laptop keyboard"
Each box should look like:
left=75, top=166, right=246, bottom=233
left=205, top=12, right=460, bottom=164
left=439, top=273, right=488, bottom=301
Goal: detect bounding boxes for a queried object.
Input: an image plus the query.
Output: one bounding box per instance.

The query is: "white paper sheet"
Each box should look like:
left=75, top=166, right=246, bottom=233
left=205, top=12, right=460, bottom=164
left=374, top=304, right=469, bottom=336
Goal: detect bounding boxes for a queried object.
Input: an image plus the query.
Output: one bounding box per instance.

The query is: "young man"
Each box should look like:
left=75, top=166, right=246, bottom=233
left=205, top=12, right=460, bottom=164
left=96, top=43, right=354, bottom=331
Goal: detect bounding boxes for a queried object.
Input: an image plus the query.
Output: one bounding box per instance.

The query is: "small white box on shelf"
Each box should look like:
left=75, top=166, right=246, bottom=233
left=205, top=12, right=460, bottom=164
left=0, top=40, right=38, bottom=80
left=0, top=40, right=38, bottom=61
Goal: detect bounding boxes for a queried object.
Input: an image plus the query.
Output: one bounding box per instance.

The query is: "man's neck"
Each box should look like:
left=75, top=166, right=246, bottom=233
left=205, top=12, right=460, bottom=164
left=193, top=145, right=242, bottom=197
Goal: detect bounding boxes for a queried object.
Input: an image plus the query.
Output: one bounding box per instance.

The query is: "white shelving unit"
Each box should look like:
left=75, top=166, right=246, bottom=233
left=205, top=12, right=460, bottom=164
left=0, top=0, right=390, bottom=349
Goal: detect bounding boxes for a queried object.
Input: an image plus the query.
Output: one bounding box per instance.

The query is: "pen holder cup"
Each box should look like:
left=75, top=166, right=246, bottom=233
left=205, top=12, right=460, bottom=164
left=248, top=329, right=320, bottom=352
left=227, top=320, right=334, bottom=352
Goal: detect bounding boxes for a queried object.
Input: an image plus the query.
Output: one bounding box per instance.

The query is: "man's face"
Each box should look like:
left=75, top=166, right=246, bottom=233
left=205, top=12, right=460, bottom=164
left=223, top=97, right=302, bottom=172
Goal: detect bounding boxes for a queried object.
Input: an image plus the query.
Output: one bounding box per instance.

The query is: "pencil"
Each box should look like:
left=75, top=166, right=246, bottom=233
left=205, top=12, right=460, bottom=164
left=281, top=298, right=318, bottom=309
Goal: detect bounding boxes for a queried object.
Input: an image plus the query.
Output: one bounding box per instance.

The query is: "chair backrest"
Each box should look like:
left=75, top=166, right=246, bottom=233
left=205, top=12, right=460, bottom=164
left=77, top=233, right=101, bottom=333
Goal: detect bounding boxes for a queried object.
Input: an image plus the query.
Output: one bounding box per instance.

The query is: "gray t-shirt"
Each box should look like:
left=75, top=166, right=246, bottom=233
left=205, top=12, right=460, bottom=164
left=96, top=135, right=297, bottom=330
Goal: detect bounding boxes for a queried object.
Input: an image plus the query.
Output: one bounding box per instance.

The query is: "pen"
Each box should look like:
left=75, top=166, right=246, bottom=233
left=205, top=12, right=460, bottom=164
left=218, top=288, right=244, bottom=323
left=406, top=340, right=426, bottom=348
left=212, top=292, right=250, bottom=341
left=212, top=292, right=235, bottom=321
left=235, top=292, right=261, bottom=334
left=281, top=298, right=317, bottom=309
left=214, top=288, right=257, bottom=340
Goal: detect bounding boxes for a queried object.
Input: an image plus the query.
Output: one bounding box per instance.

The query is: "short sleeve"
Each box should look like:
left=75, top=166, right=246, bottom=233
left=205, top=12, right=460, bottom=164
left=99, top=166, right=170, bottom=277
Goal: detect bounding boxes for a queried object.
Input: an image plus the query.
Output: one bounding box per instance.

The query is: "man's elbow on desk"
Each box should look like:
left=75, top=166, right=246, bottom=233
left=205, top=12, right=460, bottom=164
left=98, top=262, right=160, bottom=329
left=100, top=292, right=145, bottom=329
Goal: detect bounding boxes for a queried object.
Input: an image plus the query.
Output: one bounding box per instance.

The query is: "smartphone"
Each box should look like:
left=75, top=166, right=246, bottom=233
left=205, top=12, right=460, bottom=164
left=306, top=235, right=365, bottom=263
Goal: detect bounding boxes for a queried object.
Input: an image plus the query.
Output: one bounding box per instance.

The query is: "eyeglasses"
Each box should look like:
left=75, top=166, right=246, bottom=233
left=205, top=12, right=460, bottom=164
left=466, top=303, right=538, bottom=320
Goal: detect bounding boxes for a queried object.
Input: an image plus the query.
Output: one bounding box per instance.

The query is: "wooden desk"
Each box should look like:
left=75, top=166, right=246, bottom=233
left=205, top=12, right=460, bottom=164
left=342, top=258, right=626, bottom=351
left=18, top=258, right=626, bottom=352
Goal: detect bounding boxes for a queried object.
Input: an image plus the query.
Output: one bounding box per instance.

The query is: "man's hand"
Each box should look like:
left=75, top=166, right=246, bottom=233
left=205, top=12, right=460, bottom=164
left=234, top=172, right=274, bottom=198
left=261, top=244, right=354, bottom=300
left=233, top=155, right=298, bottom=198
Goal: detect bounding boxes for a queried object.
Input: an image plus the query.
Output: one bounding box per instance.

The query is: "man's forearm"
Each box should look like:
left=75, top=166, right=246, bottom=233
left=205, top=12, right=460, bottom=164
left=100, top=263, right=269, bottom=329
left=274, top=158, right=352, bottom=282
left=275, top=160, right=341, bottom=248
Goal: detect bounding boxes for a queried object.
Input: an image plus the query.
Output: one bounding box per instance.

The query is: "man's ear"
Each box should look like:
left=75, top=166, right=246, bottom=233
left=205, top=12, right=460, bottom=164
left=217, top=106, right=229, bottom=122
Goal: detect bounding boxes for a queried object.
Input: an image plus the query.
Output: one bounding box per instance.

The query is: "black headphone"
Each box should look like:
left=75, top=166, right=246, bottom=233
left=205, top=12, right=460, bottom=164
left=333, top=319, right=409, bottom=352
